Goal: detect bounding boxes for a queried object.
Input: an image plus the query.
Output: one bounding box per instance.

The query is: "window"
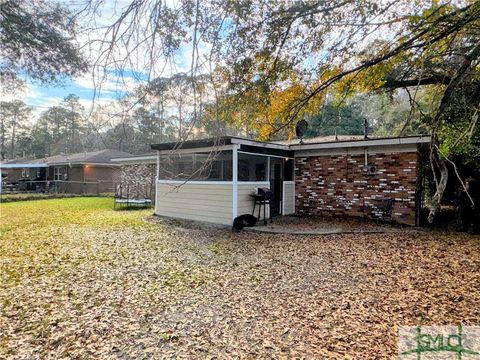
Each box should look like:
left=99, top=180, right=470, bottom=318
left=238, top=153, right=268, bottom=181
left=54, top=167, right=65, bottom=181
left=159, top=151, right=232, bottom=181
left=36, top=168, right=42, bottom=178
left=284, top=158, right=294, bottom=181
left=21, top=168, right=29, bottom=178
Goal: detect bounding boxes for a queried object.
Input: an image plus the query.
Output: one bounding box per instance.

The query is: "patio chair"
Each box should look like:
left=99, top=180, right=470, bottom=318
left=377, top=198, right=394, bottom=220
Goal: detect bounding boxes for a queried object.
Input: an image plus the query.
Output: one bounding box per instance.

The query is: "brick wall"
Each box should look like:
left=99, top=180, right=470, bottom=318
left=295, top=151, right=419, bottom=225
left=120, top=163, right=156, bottom=201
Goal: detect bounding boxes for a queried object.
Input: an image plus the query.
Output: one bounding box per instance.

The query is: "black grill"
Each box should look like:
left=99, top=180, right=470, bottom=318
left=256, top=187, right=274, bottom=201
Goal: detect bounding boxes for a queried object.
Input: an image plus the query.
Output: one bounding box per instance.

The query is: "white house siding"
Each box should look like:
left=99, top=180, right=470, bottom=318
left=156, top=182, right=233, bottom=225
left=237, top=182, right=270, bottom=220
left=282, top=181, right=295, bottom=215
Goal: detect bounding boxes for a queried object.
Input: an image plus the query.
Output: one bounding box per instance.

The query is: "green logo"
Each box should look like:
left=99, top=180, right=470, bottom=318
left=399, top=325, right=480, bottom=359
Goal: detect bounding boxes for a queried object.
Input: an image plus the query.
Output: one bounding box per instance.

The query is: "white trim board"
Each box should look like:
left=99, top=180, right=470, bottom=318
left=157, top=180, right=272, bottom=185
left=0, top=163, right=48, bottom=168
left=113, top=155, right=157, bottom=164
left=49, top=162, right=122, bottom=167
left=238, top=151, right=294, bottom=159
left=291, top=135, right=430, bottom=151
left=231, top=137, right=290, bottom=150
left=157, top=180, right=233, bottom=185
left=232, top=144, right=239, bottom=220
left=158, top=144, right=234, bottom=155
left=295, top=143, right=421, bottom=157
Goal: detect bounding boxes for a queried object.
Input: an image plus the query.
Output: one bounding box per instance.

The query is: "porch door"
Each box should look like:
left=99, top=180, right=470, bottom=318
left=269, top=158, right=283, bottom=216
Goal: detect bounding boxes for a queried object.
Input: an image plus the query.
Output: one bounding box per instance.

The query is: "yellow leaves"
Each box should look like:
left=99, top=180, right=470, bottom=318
left=219, top=80, right=326, bottom=141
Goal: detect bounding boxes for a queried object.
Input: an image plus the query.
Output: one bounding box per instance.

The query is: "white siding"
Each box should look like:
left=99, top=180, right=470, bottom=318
left=156, top=182, right=233, bottom=225
left=282, top=181, right=295, bottom=215
left=237, top=182, right=270, bottom=220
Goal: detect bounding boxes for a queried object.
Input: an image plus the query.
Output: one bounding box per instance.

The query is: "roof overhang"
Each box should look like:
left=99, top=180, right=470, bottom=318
left=149, top=135, right=430, bottom=158
left=48, top=162, right=121, bottom=167
left=112, top=155, right=157, bottom=163
left=151, top=136, right=290, bottom=152
left=0, top=163, right=48, bottom=169
left=290, top=135, right=431, bottom=151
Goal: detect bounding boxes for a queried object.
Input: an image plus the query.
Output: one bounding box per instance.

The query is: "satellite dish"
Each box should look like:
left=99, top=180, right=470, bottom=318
left=295, top=119, right=309, bottom=144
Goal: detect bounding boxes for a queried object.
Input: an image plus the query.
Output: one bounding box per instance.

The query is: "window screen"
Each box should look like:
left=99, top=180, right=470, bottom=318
left=238, top=153, right=268, bottom=181
left=159, top=151, right=232, bottom=181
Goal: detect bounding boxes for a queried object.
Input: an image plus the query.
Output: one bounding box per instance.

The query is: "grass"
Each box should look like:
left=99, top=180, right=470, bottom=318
left=0, top=198, right=153, bottom=286
left=1, top=197, right=479, bottom=358
left=0, top=197, right=148, bottom=230
left=0, top=198, right=180, bottom=358
left=0, top=192, right=114, bottom=203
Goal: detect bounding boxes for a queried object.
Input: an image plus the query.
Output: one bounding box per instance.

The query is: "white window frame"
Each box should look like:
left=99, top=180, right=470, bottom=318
left=21, top=168, right=29, bottom=178
left=54, top=167, right=64, bottom=181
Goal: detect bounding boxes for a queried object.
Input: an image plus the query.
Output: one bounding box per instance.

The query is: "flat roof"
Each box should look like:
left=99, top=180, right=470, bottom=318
left=150, top=136, right=290, bottom=151
left=290, top=135, right=431, bottom=150
left=150, top=135, right=430, bottom=152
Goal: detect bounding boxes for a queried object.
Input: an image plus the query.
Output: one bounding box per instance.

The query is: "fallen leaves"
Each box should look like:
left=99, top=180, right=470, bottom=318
left=0, top=198, right=479, bottom=358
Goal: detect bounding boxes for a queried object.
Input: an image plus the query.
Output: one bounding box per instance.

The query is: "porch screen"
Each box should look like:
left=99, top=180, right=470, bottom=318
left=159, top=151, right=232, bottom=181
left=238, top=153, right=267, bottom=181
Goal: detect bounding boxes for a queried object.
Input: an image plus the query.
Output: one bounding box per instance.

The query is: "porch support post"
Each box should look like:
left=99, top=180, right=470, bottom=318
left=156, top=150, right=160, bottom=179
left=232, top=144, right=239, bottom=220
left=155, top=150, right=160, bottom=213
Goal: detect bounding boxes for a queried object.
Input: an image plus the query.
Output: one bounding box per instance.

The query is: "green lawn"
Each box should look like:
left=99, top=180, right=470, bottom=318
left=1, top=198, right=479, bottom=358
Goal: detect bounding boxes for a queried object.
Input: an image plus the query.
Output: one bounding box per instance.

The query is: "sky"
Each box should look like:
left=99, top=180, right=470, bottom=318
left=1, top=70, right=140, bottom=121
left=1, top=0, right=408, bottom=123
left=0, top=0, right=194, bottom=122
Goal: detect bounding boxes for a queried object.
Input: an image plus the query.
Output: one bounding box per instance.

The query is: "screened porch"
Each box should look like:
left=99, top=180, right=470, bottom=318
left=152, top=137, right=295, bottom=225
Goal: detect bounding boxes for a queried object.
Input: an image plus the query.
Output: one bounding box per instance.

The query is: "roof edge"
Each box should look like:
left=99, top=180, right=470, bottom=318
left=290, top=135, right=431, bottom=151
left=112, top=155, right=157, bottom=163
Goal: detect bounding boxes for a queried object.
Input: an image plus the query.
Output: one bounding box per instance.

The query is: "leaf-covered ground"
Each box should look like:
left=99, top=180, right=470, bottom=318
left=1, top=198, right=479, bottom=358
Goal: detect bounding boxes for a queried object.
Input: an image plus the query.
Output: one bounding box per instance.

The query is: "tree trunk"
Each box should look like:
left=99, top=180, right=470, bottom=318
left=428, top=147, right=448, bottom=223
left=0, top=117, right=5, bottom=160
left=10, top=113, right=17, bottom=159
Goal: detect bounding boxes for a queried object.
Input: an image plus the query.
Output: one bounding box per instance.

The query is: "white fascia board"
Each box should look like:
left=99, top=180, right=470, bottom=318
left=158, top=144, right=234, bottom=155
left=237, top=150, right=294, bottom=159
left=112, top=156, right=157, bottom=163
left=0, top=163, right=48, bottom=168
left=230, top=137, right=290, bottom=150
left=157, top=180, right=233, bottom=185
left=291, top=135, right=431, bottom=151
left=49, top=162, right=122, bottom=167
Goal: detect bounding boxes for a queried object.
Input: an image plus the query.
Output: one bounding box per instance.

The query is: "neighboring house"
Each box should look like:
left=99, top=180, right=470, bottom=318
left=0, top=156, right=40, bottom=183
left=0, top=149, right=132, bottom=194
left=150, top=135, right=430, bottom=226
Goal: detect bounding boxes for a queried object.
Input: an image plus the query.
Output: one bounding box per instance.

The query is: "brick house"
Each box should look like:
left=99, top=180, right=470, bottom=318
left=289, top=136, right=426, bottom=225
left=0, top=149, right=131, bottom=194
left=109, top=135, right=429, bottom=225
left=143, top=135, right=429, bottom=226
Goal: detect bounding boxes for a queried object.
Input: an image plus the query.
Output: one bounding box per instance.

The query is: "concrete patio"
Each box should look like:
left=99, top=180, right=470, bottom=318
left=246, top=215, right=423, bottom=235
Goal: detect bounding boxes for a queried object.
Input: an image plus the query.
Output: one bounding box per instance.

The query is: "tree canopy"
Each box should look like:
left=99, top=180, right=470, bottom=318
left=0, top=0, right=88, bottom=86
